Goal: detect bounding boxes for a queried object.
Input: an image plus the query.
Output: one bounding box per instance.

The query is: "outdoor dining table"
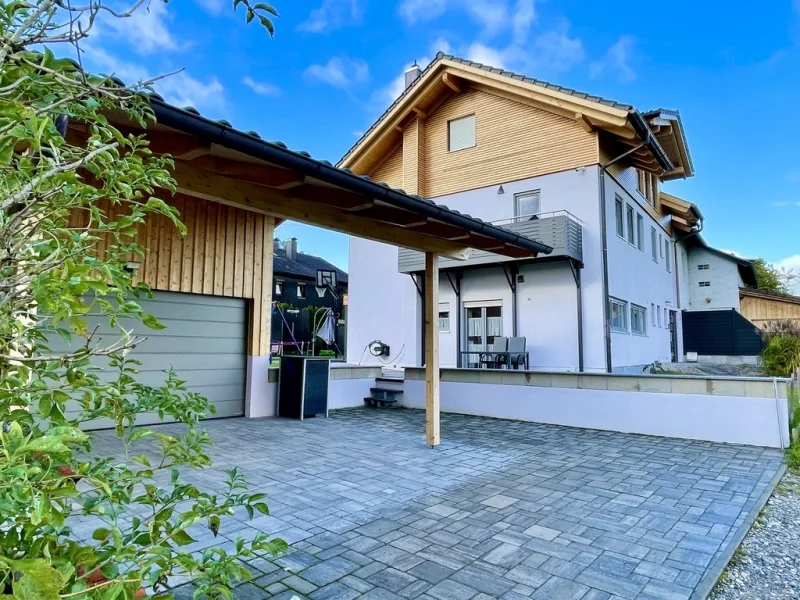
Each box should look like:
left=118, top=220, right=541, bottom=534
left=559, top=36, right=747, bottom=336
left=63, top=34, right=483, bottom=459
left=458, top=351, right=530, bottom=370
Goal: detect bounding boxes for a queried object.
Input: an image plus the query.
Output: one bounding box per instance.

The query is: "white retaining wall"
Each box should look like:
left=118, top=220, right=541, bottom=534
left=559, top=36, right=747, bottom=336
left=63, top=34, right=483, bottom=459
left=403, top=368, right=790, bottom=448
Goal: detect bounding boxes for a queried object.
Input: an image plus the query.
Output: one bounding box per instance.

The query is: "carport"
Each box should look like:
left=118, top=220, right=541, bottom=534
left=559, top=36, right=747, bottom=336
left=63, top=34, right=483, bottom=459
left=67, top=97, right=551, bottom=445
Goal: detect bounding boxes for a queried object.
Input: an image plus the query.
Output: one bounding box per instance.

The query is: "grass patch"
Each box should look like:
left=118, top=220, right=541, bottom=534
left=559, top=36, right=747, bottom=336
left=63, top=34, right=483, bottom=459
left=729, top=545, right=747, bottom=568
left=787, top=445, right=800, bottom=475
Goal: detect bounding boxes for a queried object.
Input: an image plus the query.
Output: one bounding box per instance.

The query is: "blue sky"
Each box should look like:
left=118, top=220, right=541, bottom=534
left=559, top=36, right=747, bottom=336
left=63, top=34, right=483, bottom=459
left=81, top=0, right=800, bottom=289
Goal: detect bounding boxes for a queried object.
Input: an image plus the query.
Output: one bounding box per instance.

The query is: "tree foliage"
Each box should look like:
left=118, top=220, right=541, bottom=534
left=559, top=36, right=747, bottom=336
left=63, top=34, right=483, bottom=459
left=0, top=0, right=285, bottom=598
left=753, top=258, right=798, bottom=295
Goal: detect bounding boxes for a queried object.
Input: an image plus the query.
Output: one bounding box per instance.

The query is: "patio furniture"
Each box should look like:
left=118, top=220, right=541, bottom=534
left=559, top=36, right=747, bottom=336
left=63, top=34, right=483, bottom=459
left=479, top=337, right=507, bottom=369
left=497, top=336, right=528, bottom=370
left=459, top=349, right=530, bottom=370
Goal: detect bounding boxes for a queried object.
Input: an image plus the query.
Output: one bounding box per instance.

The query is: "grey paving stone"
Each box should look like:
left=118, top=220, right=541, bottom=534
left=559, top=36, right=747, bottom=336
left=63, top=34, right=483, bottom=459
left=407, top=561, right=454, bottom=585
left=531, top=576, right=590, bottom=600
left=89, top=409, right=784, bottom=600
left=427, top=579, right=479, bottom=600
left=367, top=568, right=418, bottom=593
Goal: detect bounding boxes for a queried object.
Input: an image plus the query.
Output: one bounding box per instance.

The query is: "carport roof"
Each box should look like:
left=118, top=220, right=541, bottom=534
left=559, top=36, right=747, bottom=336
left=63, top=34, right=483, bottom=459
left=101, top=95, right=554, bottom=261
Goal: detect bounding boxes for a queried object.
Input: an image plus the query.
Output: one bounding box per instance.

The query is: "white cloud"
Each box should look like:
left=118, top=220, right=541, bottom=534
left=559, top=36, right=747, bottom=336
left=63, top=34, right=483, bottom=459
left=463, top=0, right=508, bottom=36
left=398, top=0, right=447, bottom=23
left=773, top=201, right=791, bottom=207
left=242, top=76, right=281, bottom=97
left=193, top=0, right=225, bottom=15
left=304, top=56, right=369, bottom=88
left=466, top=42, right=507, bottom=69
left=430, top=36, right=452, bottom=55
left=82, top=46, right=226, bottom=113
left=527, top=25, right=585, bottom=72
left=298, top=0, right=362, bottom=33
left=102, top=0, right=180, bottom=54
left=512, top=0, right=536, bottom=45
left=778, top=255, right=800, bottom=294
left=590, top=35, right=637, bottom=83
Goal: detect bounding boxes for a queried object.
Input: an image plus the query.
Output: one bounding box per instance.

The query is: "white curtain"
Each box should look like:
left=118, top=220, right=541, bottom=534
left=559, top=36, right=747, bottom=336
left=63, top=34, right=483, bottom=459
left=467, top=317, right=484, bottom=337
left=486, top=317, right=502, bottom=336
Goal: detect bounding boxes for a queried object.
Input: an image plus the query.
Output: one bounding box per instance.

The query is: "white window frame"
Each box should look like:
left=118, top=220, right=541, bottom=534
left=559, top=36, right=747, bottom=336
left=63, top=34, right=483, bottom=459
left=297, top=283, right=306, bottom=299
left=651, top=303, right=656, bottom=327
left=657, top=305, right=662, bottom=327
left=514, top=190, right=541, bottom=222
left=651, top=227, right=658, bottom=262
left=659, top=234, right=664, bottom=258
left=448, top=114, right=476, bottom=152
left=664, top=308, right=668, bottom=328
left=631, top=304, right=647, bottom=336
left=636, top=214, right=644, bottom=251
left=699, top=281, right=711, bottom=287
left=609, top=297, right=629, bottom=333
left=665, top=240, right=672, bottom=272
left=275, top=280, right=284, bottom=296
left=626, top=204, right=635, bottom=246
left=438, top=303, right=451, bottom=333
left=698, top=264, right=710, bottom=270
left=615, top=197, right=624, bottom=239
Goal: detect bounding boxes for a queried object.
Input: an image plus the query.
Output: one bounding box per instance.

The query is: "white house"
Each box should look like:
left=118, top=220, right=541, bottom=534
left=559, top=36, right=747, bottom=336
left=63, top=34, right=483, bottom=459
left=342, top=53, right=699, bottom=373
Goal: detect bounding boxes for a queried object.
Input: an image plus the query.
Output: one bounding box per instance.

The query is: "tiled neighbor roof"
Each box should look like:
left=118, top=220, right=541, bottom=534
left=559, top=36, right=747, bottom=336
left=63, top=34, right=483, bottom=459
left=340, top=51, right=633, bottom=165
left=273, top=248, right=348, bottom=284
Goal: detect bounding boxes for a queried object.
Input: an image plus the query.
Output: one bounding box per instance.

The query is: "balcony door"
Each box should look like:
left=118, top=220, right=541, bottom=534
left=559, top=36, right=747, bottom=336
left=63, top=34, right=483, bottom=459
left=464, top=303, right=503, bottom=368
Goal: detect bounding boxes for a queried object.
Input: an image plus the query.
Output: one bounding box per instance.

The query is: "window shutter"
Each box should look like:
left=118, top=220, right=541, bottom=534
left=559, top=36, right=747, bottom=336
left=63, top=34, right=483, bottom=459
left=448, top=115, right=476, bottom=152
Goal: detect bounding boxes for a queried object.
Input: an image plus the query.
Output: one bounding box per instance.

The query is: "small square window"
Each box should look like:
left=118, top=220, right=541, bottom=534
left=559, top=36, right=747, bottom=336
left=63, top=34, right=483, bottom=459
left=698, top=264, right=710, bottom=270
left=609, top=297, right=628, bottom=333
left=699, top=281, right=711, bottom=287
left=275, top=280, right=284, bottom=295
left=448, top=114, right=476, bottom=152
left=297, top=283, right=306, bottom=299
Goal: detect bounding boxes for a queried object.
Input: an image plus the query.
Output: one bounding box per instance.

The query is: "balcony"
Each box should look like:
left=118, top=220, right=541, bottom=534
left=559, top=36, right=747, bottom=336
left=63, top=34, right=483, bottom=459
left=398, top=211, right=583, bottom=273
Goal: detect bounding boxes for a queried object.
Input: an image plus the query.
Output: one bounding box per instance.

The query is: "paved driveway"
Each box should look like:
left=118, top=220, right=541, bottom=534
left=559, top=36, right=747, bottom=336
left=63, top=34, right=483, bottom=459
left=92, top=409, right=784, bottom=600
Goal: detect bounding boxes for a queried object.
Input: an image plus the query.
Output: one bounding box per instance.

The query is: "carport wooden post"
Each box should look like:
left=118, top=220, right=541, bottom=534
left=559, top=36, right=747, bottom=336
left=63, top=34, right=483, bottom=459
left=425, top=252, right=440, bottom=447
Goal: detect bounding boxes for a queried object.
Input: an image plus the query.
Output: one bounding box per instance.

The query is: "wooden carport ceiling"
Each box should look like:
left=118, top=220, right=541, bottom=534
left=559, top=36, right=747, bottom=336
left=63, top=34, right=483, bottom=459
left=68, top=111, right=551, bottom=261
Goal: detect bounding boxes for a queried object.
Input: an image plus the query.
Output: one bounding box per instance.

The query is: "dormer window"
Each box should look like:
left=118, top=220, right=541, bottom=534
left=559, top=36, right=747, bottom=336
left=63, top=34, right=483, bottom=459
left=448, top=115, right=475, bottom=152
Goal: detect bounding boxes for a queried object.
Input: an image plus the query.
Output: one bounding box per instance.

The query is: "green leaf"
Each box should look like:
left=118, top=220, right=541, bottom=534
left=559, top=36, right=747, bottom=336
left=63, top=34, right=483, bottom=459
left=142, top=313, right=166, bottom=330
left=0, top=137, right=14, bottom=165
left=20, top=438, right=69, bottom=455
left=11, top=559, right=65, bottom=600
left=172, top=530, right=196, bottom=546
left=253, top=502, right=270, bottom=515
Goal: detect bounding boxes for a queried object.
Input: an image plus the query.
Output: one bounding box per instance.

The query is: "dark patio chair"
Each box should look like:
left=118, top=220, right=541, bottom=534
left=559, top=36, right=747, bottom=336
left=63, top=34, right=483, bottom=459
left=497, top=336, right=527, bottom=370
left=479, top=337, right=507, bottom=369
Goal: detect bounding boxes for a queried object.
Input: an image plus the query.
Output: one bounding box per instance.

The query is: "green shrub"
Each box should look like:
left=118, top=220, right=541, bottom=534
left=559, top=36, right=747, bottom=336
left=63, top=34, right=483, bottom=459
left=787, top=445, right=800, bottom=474
left=759, top=320, right=800, bottom=377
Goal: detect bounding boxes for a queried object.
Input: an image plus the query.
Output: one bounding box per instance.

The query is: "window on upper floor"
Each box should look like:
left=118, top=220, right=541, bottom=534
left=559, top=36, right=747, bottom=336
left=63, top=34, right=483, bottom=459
left=699, top=281, right=711, bottom=287
left=637, top=170, right=658, bottom=205
left=626, top=204, right=635, bottom=246
left=275, top=280, right=284, bottom=296
left=698, top=264, right=710, bottom=270
left=651, top=227, right=658, bottom=262
left=631, top=304, right=647, bottom=336
left=651, top=303, right=656, bottom=326
left=448, top=114, right=476, bottom=152
left=514, top=191, right=541, bottom=222
left=609, top=297, right=628, bottom=333
left=297, top=283, right=306, bottom=299
left=659, top=234, right=664, bottom=258
left=657, top=305, right=662, bottom=327
left=615, top=197, right=624, bottom=238
left=665, top=240, right=672, bottom=272
left=636, top=214, right=644, bottom=251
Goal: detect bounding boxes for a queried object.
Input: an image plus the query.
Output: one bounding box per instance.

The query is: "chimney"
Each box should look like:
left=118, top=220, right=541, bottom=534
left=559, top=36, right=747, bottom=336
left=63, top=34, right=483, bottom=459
left=285, top=238, right=297, bottom=261
left=404, top=62, right=421, bottom=89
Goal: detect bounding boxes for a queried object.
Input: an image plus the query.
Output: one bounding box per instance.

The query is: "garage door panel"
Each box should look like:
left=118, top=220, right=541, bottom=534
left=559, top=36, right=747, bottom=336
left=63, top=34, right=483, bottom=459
left=54, top=291, right=247, bottom=428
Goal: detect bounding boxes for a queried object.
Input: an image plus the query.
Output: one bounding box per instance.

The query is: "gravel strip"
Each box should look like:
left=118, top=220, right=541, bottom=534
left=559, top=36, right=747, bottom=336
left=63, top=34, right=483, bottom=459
left=711, top=471, right=800, bottom=600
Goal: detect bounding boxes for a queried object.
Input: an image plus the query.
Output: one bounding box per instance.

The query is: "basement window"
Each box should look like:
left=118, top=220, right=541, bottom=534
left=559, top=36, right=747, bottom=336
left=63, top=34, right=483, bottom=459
left=448, top=114, right=476, bottom=152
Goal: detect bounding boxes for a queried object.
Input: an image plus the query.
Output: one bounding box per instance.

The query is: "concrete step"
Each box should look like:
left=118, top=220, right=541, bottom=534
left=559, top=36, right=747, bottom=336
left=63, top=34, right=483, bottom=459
left=369, top=387, right=403, bottom=401
left=375, top=377, right=404, bottom=389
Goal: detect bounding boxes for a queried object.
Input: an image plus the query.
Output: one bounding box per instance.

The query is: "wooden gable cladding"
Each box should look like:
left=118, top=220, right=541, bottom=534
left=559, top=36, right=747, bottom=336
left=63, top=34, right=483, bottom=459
left=371, top=143, right=403, bottom=189
left=69, top=192, right=275, bottom=356
left=367, top=87, right=599, bottom=199
left=740, top=290, right=800, bottom=326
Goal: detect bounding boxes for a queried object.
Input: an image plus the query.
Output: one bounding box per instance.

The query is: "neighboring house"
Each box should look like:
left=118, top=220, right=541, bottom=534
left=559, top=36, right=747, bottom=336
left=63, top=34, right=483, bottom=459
left=342, top=52, right=697, bottom=373
left=740, top=288, right=800, bottom=327
left=272, top=237, right=348, bottom=350
left=676, top=234, right=758, bottom=312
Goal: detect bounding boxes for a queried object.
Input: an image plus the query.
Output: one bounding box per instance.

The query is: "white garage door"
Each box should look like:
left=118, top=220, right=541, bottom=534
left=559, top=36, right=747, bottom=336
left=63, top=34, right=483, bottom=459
left=60, top=291, right=247, bottom=428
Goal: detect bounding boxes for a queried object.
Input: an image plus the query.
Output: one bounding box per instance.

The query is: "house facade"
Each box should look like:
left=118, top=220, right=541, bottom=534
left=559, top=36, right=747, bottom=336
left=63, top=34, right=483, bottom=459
left=343, top=53, right=696, bottom=373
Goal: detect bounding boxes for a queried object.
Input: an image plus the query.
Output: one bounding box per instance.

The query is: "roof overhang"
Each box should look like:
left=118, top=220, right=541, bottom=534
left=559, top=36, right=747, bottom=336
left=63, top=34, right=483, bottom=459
left=659, top=191, right=703, bottom=233
left=339, top=54, right=693, bottom=181
left=68, top=98, right=553, bottom=261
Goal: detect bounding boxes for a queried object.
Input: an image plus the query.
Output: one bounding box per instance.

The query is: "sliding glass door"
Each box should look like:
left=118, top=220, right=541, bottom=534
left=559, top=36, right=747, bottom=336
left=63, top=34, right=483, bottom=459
left=464, top=305, right=503, bottom=368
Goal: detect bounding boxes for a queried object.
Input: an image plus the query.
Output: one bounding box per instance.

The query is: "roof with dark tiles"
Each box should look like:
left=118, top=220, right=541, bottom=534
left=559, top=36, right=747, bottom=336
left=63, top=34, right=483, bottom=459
left=273, top=244, right=348, bottom=285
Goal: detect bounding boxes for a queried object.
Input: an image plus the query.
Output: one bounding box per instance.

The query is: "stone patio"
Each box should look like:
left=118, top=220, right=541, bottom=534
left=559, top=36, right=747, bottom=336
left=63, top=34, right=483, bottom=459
left=91, top=408, right=784, bottom=600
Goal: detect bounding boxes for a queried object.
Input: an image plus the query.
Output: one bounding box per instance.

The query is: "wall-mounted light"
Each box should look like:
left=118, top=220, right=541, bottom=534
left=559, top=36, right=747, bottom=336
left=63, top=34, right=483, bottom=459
left=124, top=261, right=142, bottom=274
left=497, top=185, right=504, bottom=195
